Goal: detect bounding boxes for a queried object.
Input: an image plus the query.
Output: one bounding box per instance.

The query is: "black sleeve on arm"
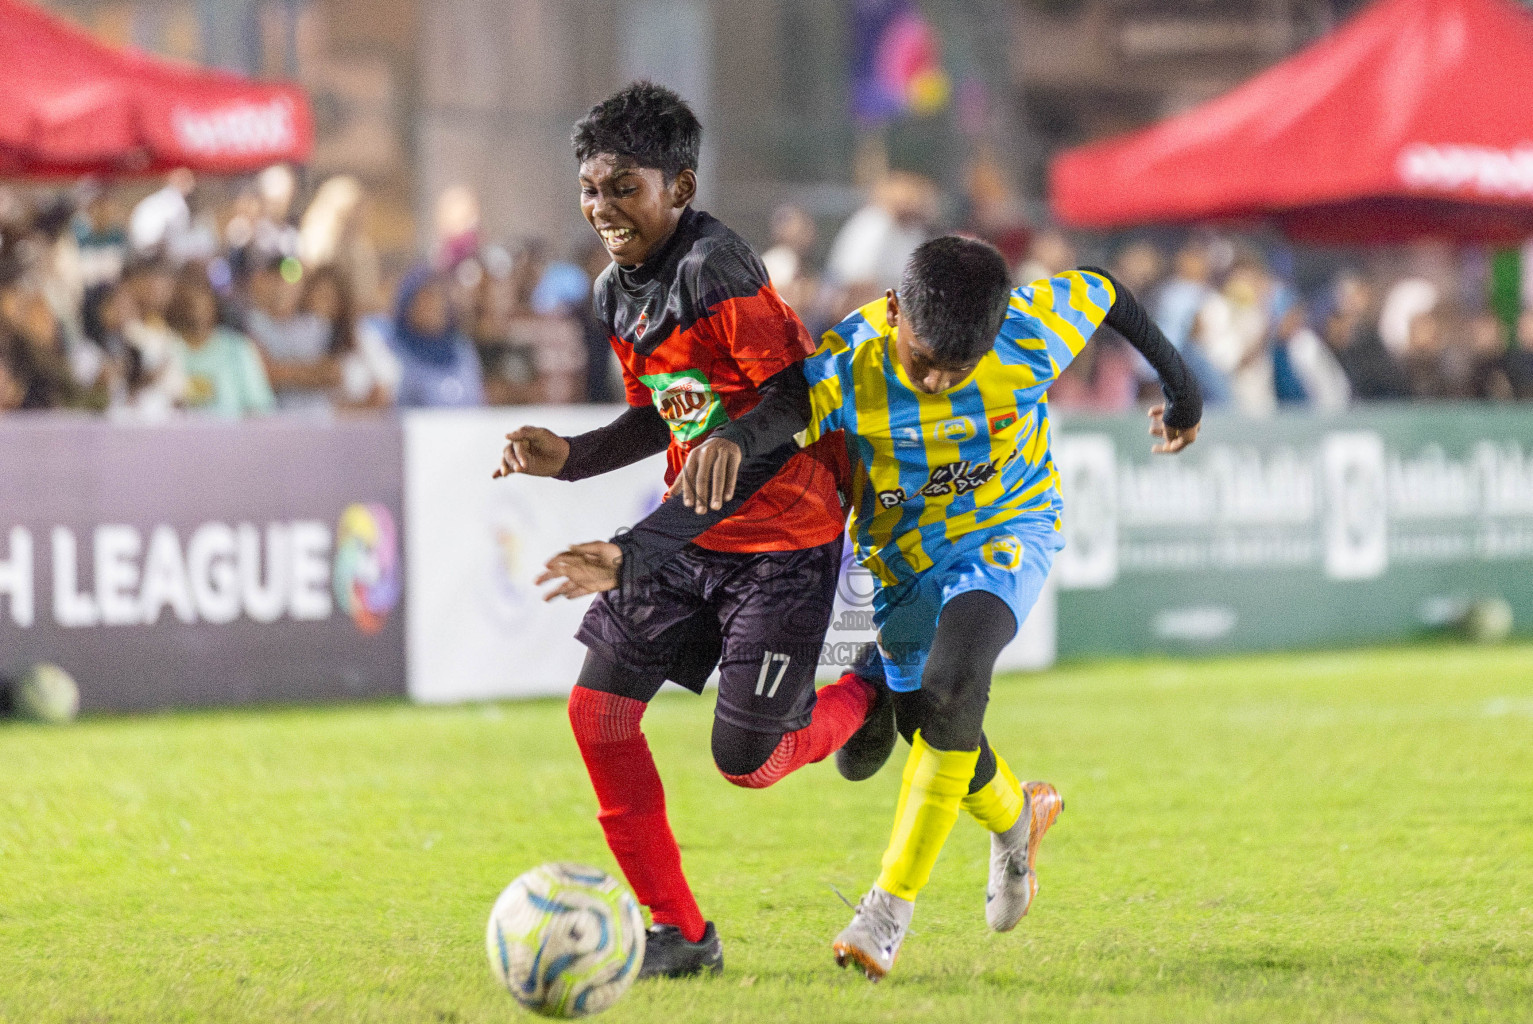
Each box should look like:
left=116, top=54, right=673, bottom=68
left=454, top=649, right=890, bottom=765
left=711, top=363, right=811, bottom=459
left=609, top=364, right=815, bottom=588
left=610, top=437, right=803, bottom=590
left=1081, top=266, right=1203, bottom=430
left=553, top=404, right=672, bottom=482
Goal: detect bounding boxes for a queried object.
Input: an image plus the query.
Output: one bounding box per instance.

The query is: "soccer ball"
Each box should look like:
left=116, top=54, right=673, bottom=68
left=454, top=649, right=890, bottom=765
left=486, top=863, right=645, bottom=1018
left=9, top=663, right=80, bottom=724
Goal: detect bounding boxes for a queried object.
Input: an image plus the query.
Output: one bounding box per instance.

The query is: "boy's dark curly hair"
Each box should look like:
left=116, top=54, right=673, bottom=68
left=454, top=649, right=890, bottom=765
left=572, top=81, right=701, bottom=183
left=899, top=236, right=1013, bottom=365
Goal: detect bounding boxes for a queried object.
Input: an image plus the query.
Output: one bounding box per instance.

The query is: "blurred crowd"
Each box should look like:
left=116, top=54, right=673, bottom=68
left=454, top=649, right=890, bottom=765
left=3, top=163, right=1532, bottom=421
left=774, top=171, right=1533, bottom=416
left=0, top=167, right=613, bottom=419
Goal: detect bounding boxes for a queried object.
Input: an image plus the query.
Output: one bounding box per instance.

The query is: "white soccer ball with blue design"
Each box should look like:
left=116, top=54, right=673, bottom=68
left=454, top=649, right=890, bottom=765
left=486, top=863, right=645, bottom=1018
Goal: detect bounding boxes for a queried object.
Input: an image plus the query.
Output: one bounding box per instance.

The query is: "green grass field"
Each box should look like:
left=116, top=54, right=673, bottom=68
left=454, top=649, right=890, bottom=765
left=3, top=645, right=1533, bottom=1024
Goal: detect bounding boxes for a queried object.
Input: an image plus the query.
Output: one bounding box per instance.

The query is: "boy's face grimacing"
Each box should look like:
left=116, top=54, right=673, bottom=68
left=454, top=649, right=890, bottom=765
left=579, top=154, right=696, bottom=267
left=887, top=291, right=984, bottom=394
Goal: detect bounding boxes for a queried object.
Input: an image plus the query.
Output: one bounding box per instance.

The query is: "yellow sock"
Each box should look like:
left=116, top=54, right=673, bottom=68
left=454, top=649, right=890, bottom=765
left=875, top=732, right=980, bottom=901
left=889, top=738, right=919, bottom=834
left=961, top=751, right=1027, bottom=834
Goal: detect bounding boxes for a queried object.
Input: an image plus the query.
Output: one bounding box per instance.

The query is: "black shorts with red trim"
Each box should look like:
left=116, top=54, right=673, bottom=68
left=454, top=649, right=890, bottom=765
left=574, top=537, right=842, bottom=734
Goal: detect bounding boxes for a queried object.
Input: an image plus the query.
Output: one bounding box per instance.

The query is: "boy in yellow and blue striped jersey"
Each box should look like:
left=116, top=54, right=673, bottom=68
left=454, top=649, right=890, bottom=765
left=790, top=238, right=1199, bottom=979
left=540, top=235, right=1202, bottom=980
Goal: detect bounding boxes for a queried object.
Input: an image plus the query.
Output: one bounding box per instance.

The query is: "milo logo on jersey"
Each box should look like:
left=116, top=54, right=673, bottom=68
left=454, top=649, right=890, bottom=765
left=641, top=369, right=729, bottom=442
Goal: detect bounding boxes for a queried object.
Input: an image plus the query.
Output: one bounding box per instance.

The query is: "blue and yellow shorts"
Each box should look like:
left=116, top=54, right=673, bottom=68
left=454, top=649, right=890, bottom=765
left=871, top=515, right=1063, bottom=692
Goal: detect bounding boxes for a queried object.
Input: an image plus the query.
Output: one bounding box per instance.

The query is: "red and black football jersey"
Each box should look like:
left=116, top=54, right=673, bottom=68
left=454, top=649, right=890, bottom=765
left=594, top=206, right=847, bottom=553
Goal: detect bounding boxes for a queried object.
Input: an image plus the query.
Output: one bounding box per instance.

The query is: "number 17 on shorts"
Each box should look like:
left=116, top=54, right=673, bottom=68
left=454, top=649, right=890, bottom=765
left=755, top=652, right=791, bottom=698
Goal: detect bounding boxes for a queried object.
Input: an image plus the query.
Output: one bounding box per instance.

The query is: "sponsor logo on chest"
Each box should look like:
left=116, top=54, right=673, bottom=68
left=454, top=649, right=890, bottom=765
left=639, top=369, right=728, bottom=441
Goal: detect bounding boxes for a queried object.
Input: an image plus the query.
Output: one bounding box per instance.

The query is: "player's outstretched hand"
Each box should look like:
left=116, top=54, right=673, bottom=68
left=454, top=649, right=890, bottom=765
left=536, top=542, right=623, bottom=601
left=679, top=436, right=742, bottom=514
left=1149, top=404, right=1199, bottom=454
left=493, top=426, right=571, bottom=479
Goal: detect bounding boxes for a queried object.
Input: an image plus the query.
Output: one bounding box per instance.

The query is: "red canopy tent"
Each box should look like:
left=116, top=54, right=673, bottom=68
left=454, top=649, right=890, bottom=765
left=0, top=0, right=311, bottom=177
left=1050, top=0, right=1533, bottom=244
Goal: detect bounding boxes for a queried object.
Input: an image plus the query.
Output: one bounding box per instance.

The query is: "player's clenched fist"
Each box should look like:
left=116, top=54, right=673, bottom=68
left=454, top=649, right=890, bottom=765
left=679, top=436, right=742, bottom=514
left=493, top=426, right=571, bottom=478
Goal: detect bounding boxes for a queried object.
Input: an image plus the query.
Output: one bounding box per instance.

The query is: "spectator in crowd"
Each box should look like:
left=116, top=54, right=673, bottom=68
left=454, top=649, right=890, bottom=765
left=298, top=175, right=382, bottom=314
left=1379, top=275, right=1439, bottom=358
left=254, top=165, right=301, bottom=261
left=80, top=281, right=139, bottom=409
left=1465, top=312, right=1514, bottom=398
left=961, top=149, right=1032, bottom=272
left=1111, top=240, right=1163, bottom=295
left=0, top=347, right=24, bottom=413
left=1401, top=304, right=1451, bottom=400
left=761, top=203, right=819, bottom=315
left=470, top=241, right=588, bottom=405
left=118, top=257, right=187, bottom=416
left=1325, top=272, right=1410, bottom=400
left=530, top=241, right=592, bottom=321
left=1053, top=241, right=1158, bottom=413
left=244, top=257, right=338, bottom=411
left=128, top=169, right=195, bottom=256
left=301, top=265, right=399, bottom=411
left=824, top=171, right=937, bottom=312
left=74, top=187, right=129, bottom=290
left=520, top=242, right=589, bottom=404
left=471, top=253, right=542, bottom=405
left=1014, top=228, right=1075, bottom=285
left=507, top=310, right=585, bottom=405
left=1508, top=310, right=1533, bottom=399
left=0, top=278, right=85, bottom=410
left=1153, top=238, right=1232, bottom=407
left=1271, top=289, right=1350, bottom=412
left=390, top=267, right=484, bottom=408
left=165, top=269, right=274, bottom=419
left=1197, top=257, right=1276, bottom=417
left=573, top=237, right=618, bottom=402
left=434, top=185, right=482, bottom=272
left=1465, top=312, right=1513, bottom=401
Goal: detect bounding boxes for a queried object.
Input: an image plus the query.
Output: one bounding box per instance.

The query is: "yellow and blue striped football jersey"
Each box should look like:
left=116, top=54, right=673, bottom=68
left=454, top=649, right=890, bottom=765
left=800, top=269, right=1116, bottom=587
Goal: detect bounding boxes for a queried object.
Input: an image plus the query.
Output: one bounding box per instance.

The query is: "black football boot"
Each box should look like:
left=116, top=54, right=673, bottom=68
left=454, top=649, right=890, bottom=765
left=835, top=644, right=897, bottom=782
left=637, top=921, right=724, bottom=979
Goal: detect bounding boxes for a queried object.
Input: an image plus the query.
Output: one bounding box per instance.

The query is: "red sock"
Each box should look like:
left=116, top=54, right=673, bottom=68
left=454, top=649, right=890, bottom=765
left=721, top=673, right=876, bottom=789
left=568, top=686, right=706, bottom=942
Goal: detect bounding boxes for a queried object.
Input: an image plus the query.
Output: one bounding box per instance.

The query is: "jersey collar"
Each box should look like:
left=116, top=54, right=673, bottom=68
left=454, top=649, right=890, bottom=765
left=613, top=206, right=700, bottom=291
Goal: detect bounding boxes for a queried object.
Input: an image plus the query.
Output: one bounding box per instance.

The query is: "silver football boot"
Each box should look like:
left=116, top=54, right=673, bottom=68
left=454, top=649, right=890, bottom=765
left=832, top=886, right=914, bottom=981
left=986, top=781, right=1063, bottom=932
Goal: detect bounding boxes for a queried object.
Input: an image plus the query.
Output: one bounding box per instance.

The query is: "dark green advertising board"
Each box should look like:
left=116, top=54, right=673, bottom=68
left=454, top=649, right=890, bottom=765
left=1052, top=405, right=1533, bottom=658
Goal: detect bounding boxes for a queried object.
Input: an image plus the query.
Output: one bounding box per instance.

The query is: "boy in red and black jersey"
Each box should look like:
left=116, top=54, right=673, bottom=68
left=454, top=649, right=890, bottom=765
left=591, top=200, right=846, bottom=554
left=494, top=83, right=891, bottom=980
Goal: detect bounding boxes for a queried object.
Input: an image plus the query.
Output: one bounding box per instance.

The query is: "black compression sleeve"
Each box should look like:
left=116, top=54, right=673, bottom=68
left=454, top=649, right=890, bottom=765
left=554, top=404, right=672, bottom=482
left=610, top=438, right=801, bottom=589
left=1081, top=266, right=1203, bottom=430
left=711, top=364, right=811, bottom=459
left=607, top=365, right=815, bottom=588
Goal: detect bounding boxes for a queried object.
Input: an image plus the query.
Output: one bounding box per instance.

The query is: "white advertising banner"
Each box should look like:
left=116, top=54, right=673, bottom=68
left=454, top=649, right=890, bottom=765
left=404, top=407, right=1055, bottom=704
left=404, top=407, right=666, bottom=702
